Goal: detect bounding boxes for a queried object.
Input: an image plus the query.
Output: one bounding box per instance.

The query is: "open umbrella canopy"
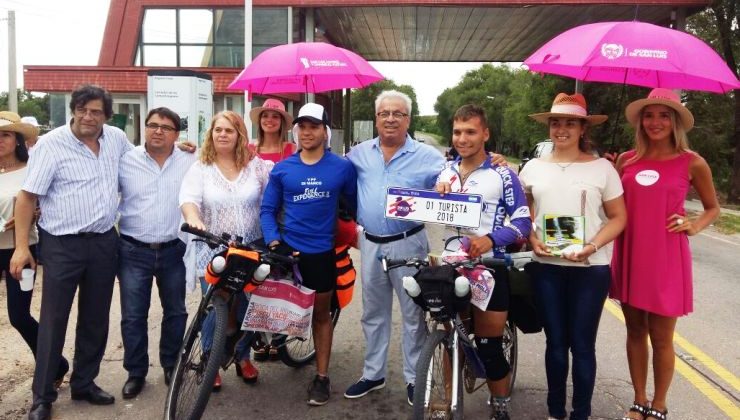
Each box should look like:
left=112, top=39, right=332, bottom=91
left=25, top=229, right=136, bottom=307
left=228, top=42, right=384, bottom=94
left=524, top=21, right=740, bottom=93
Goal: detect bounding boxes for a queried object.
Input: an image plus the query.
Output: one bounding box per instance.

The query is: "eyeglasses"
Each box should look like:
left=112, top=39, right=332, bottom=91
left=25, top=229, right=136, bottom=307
left=74, top=107, right=105, bottom=118
left=145, top=123, right=177, bottom=133
left=376, top=111, right=409, bottom=120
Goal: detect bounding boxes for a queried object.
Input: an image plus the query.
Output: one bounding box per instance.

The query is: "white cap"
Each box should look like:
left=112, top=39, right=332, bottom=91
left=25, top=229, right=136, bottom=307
left=293, top=103, right=329, bottom=126
left=21, top=116, right=40, bottom=127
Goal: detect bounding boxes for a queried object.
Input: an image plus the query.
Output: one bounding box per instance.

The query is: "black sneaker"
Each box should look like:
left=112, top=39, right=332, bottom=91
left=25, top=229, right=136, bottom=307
left=344, top=377, right=386, bottom=399
left=406, top=383, right=415, bottom=406
left=489, top=396, right=511, bottom=420
left=308, top=375, right=331, bottom=406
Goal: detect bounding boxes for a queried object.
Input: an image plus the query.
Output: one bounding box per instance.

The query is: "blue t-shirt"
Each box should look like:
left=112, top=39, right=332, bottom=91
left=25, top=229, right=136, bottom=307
left=260, top=152, right=358, bottom=253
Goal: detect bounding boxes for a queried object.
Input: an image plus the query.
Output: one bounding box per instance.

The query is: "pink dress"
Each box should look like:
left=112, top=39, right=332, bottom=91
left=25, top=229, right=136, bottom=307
left=610, top=151, right=693, bottom=317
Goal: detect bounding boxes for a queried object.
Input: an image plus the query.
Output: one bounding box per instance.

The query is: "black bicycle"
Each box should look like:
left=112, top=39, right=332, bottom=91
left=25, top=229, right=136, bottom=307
left=163, top=224, right=340, bottom=420
left=382, top=253, right=525, bottom=420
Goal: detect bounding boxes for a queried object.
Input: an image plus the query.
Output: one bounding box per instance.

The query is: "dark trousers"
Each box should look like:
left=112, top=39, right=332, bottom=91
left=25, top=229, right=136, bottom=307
left=33, top=229, right=118, bottom=404
left=118, top=238, right=187, bottom=377
left=2, top=245, right=40, bottom=354
left=531, top=263, right=610, bottom=420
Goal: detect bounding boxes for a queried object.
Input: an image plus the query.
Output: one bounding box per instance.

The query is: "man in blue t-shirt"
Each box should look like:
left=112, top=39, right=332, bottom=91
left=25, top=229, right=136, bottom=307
left=260, top=102, right=357, bottom=407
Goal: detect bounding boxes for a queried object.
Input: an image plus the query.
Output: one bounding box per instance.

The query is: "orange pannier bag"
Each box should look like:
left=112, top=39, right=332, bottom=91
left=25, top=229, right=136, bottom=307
left=335, top=245, right=356, bottom=309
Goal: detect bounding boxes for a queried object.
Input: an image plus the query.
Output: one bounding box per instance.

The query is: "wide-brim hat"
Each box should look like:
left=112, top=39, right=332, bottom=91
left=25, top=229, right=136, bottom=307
left=0, top=111, right=39, bottom=140
left=249, top=98, right=293, bottom=128
left=529, top=93, right=608, bottom=126
left=625, top=88, right=694, bottom=131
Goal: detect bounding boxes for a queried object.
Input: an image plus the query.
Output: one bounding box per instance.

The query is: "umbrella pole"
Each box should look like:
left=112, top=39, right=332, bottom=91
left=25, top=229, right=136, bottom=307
left=609, top=72, right=629, bottom=151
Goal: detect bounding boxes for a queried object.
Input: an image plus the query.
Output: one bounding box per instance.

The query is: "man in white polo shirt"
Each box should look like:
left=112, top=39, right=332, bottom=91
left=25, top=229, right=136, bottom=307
left=11, top=85, right=132, bottom=420
left=117, top=107, right=196, bottom=399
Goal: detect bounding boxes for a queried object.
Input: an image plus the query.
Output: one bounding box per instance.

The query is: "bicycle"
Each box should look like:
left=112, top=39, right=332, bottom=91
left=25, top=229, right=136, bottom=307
left=163, top=224, right=340, bottom=420
left=382, top=252, right=528, bottom=420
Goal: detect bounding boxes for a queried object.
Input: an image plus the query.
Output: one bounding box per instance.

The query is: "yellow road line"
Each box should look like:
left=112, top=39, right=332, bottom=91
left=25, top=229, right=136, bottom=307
left=603, top=300, right=740, bottom=418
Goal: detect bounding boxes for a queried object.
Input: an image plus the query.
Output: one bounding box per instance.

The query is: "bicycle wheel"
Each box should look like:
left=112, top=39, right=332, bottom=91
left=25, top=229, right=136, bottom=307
left=503, top=320, right=518, bottom=396
left=164, top=294, right=228, bottom=420
left=412, top=330, right=464, bottom=420
left=278, top=305, right=340, bottom=368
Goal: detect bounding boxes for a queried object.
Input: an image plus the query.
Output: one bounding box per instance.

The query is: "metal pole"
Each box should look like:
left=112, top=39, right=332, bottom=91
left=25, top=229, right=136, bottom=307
left=243, top=0, right=252, bottom=118
left=8, top=10, right=17, bottom=112
left=305, top=8, right=315, bottom=103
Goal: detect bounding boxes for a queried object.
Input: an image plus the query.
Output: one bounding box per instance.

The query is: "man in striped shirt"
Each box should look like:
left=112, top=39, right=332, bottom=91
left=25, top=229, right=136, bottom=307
left=117, top=107, right=195, bottom=399
left=11, top=85, right=132, bottom=420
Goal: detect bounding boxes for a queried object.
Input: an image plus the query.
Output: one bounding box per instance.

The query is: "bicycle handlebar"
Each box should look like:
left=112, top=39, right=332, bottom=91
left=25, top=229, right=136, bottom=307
left=381, top=254, right=513, bottom=273
left=180, top=223, right=298, bottom=266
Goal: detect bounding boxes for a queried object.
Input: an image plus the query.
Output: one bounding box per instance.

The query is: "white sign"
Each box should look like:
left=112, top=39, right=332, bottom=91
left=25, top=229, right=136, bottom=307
left=242, top=279, right=315, bottom=339
left=385, top=187, right=483, bottom=229
left=147, top=70, right=213, bottom=146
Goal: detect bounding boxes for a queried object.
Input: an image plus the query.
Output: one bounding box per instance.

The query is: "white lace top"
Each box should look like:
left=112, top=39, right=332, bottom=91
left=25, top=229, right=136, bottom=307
left=179, top=157, right=272, bottom=278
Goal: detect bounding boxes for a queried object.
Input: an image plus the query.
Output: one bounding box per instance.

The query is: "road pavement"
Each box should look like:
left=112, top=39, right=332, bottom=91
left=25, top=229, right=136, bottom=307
left=0, top=224, right=738, bottom=419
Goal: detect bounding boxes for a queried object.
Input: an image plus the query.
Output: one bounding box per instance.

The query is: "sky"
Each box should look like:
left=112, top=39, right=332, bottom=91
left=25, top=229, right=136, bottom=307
left=0, top=0, right=493, bottom=115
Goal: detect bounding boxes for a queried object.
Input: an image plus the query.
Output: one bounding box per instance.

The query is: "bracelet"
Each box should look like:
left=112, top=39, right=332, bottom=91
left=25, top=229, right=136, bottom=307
left=588, top=241, right=599, bottom=252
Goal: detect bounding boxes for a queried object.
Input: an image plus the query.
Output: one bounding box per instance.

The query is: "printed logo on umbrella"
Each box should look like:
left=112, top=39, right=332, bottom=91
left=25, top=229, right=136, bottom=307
left=299, top=57, right=349, bottom=68
left=388, top=196, right=415, bottom=217
left=601, top=43, right=668, bottom=60
left=601, top=43, right=624, bottom=60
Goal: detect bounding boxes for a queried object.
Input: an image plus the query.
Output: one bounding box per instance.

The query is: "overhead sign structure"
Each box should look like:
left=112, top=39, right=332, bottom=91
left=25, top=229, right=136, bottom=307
left=385, top=187, right=483, bottom=229
left=147, top=69, right=213, bottom=146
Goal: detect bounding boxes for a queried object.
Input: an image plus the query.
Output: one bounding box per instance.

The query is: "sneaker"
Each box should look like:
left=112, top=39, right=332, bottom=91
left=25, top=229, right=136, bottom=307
left=489, top=396, right=511, bottom=420
left=406, top=383, right=415, bottom=406
left=343, top=377, right=386, bottom=399
left=308, top=375, right=331, bottom=406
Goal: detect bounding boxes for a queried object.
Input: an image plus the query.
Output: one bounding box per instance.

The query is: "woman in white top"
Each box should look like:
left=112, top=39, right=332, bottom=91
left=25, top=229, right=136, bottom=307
left=0, top=112, right=69, bottom=387
left=518, top=93, right=626, bottom=420
left=179, top=110, right=271, bottom=389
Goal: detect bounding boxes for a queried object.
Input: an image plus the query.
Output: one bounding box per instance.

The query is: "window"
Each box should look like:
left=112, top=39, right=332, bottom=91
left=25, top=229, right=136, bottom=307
left=137, top=7, right=288, bottom=68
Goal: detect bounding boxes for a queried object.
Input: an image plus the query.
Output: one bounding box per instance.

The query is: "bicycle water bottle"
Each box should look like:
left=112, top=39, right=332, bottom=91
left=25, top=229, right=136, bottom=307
left=454, top=276, right=470, bottom=297
left=254, top=264, right=270, bottom=282
left=211, top=256, right=226, bottom=273
left=402, top=276, right=421, bottom=297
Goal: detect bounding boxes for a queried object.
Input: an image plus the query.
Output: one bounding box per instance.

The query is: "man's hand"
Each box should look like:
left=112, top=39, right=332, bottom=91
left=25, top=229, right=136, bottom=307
left=177, top=141, right=197, bottom=154
left=10, top=247, right=35, bottom=279
left=435, top=182, right=452, bottom=195
left=489, top=153, right=509, bottom=167
left=468, top=235, right=493, bottom=258
left=184, top=218, right=206, bottom=231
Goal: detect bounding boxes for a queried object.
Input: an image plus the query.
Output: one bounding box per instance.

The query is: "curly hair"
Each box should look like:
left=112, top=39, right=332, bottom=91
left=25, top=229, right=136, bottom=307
left=200, top=111, right=254, bottom=167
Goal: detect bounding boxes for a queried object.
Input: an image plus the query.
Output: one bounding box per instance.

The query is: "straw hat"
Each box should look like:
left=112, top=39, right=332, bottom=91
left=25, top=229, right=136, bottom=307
left=0, top=111, right=40, bottom=140
left=249, top=98, right=293, bottom=128
left=529, top=93, right=608, bottom=126
left=625, top=88, right=694, bottom=131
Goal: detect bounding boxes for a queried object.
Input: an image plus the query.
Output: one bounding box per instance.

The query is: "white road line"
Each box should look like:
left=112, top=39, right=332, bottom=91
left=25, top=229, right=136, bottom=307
left=698, top=231, right=740, bottom=246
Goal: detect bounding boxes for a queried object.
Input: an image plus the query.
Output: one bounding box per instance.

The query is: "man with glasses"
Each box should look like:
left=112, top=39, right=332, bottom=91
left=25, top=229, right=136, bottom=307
left=11, top=85, right=133, bottom=420
left=117, top=107, right=195, bottom=399
left=344, top=90, right=446, bottom=406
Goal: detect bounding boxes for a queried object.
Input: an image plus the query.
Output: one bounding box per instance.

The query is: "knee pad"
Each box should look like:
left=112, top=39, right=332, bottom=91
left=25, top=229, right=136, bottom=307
left=475, top=336, right=510, bottom=381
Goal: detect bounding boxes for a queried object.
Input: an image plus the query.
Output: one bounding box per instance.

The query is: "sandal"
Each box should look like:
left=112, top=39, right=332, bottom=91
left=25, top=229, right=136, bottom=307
left=645, top=408, right=667, bottom=420
left=621, top=402, right=650, bottom=420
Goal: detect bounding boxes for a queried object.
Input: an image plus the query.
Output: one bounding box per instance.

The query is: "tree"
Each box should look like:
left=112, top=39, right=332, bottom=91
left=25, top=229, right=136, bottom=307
left=350, top=80, right=420, bottom=137
left=0, top=90, right=50, bottom=125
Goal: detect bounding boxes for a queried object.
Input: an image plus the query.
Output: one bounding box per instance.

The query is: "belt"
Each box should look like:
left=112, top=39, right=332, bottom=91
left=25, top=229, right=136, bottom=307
left=60, top=228, right=115, bottom=238
left=364, top=224, right=424, bottom=244
left=121, top=234, right=181, bottom=250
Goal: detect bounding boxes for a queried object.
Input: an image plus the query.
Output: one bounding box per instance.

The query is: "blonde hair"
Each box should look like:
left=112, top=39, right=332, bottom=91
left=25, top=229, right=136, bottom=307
left=200, top=111, right=253, bottom=167
left=627, top=106, right=690, bottom=165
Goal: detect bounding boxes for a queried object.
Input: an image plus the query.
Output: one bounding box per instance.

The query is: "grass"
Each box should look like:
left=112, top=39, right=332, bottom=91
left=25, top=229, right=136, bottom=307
left=713, top=213, right=740, bottom=235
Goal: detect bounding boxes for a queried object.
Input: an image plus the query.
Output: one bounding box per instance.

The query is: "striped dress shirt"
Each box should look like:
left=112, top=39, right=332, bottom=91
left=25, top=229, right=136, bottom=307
left=23, top=123, right=133, bottom=235
left=118, top=145, right=197, bottom=243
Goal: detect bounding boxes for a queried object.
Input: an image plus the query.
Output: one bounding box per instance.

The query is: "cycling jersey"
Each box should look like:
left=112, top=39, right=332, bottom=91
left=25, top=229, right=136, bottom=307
left=437, top=159, right=531, bottom=258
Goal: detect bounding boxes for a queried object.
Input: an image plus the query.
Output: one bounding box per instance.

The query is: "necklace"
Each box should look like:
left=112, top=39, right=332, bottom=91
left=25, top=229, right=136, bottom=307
left=554, top=162, right=575, bottom=171
left=0, top=161, right=20, bottom=173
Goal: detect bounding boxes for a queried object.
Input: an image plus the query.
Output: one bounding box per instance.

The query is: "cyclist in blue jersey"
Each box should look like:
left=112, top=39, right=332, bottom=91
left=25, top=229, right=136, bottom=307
left=260, top=103, right=357, bottom=406
left=436, top=104, right=531, bottom=420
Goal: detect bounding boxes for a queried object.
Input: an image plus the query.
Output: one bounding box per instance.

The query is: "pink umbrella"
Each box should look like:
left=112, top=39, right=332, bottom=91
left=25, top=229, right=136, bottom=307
left=228, top=42, right=384, bottom=94
left=524, top=21, right=740, bottom=93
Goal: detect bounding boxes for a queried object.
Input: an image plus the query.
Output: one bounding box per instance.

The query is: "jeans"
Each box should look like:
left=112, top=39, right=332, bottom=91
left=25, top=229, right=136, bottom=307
left=531, top=263, right=610, bottom=420
left=119, top=239, right=187, bottom=377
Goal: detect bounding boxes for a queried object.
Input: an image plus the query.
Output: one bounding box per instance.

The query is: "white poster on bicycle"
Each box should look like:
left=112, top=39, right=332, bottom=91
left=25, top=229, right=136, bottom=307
left=242, top=279, right=315, bottom=339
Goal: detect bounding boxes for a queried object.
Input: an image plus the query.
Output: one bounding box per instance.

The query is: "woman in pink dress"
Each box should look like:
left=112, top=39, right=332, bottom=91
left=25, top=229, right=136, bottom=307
left=610, top=88, right=719, bottom=420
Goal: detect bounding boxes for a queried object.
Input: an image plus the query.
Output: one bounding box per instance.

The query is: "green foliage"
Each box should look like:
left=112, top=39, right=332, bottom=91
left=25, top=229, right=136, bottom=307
left=415, top=115, right=441, bottom=136
left=350, top=80, right=420, bottom=137
left=0, top=90, right=50, bottom=125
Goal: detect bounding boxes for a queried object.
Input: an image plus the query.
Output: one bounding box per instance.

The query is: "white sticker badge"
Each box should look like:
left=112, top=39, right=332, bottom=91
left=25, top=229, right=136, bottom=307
left=635, top=169, right=660, bottom=186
